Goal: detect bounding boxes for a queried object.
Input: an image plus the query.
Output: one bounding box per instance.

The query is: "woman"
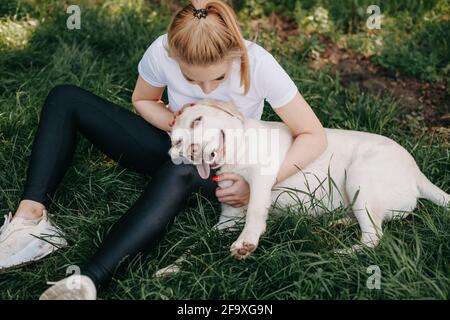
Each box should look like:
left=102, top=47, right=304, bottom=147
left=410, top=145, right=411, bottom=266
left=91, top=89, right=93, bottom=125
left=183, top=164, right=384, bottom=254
left=0, top=0, right=327, bottom=299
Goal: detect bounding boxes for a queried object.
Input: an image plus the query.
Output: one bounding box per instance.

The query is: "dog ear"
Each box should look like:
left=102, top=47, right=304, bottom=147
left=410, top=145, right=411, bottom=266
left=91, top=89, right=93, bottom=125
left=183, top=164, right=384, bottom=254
left=200, top=99, right=244, bottom=121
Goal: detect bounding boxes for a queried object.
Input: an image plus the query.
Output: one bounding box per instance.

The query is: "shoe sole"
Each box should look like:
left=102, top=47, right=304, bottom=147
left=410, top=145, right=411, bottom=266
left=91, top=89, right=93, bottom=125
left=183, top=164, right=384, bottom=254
left=0, top=238, right=67, bottom=272
left=0, top=259, right=37, bottom=273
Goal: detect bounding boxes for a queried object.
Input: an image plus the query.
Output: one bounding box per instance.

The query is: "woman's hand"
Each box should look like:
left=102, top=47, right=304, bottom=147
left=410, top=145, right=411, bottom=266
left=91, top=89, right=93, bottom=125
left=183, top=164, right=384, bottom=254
left=215, top=173, right=250, bottom=208
left=168, top=102, right=196, bottom=130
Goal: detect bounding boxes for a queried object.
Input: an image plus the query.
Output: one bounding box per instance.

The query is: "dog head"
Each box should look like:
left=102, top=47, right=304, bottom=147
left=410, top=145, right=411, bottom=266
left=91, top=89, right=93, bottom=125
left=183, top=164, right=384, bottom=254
left=168, top=100, right=244, bottom=179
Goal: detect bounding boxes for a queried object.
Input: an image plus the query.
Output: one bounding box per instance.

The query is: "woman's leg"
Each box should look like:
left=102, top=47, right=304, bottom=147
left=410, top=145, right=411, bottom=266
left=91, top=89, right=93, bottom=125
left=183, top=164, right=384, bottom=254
left=19, top=84, right=218, bottom=291
left=20, top=84, right=172, bottom=210
left=4, top=83, right=181, bottom=272
left=81, top=160, right=218, bottom=289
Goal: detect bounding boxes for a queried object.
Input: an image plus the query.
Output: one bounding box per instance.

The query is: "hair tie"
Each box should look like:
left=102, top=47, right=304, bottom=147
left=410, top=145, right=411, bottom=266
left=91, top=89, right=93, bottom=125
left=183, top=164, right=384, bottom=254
left=193, top=7, right=208, bottom=19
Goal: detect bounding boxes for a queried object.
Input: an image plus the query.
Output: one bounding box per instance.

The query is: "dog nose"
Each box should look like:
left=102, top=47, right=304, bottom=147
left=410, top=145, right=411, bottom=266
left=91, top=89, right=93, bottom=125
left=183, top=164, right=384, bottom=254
left=190, top=143, right=201, bottom=160
left=191, top=144, right=200, bottom=152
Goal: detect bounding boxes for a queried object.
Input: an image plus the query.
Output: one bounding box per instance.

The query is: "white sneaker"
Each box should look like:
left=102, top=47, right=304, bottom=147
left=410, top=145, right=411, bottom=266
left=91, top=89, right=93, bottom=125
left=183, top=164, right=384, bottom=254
left=39, top=274, right=97, bottom=300
left=0, top=209, right=68, bottom=271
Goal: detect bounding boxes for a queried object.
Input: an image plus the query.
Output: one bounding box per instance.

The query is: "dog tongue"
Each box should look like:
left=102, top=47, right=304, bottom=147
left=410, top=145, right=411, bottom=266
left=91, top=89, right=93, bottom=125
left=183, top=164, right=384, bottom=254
left=196, top=161, right=210, bottom=179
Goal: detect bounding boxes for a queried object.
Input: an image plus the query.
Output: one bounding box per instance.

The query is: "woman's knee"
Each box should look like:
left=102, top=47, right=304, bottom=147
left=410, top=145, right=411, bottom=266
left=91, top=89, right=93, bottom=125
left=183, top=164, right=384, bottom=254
left=164, top=161, right=200, bottom=181
left=45, top=84, right=81, bottom=103
left=159, top=160, right=210, bottom=185
left=163, top=161, right=218, bottom=200
left=42, top=84, right=88, bottom=113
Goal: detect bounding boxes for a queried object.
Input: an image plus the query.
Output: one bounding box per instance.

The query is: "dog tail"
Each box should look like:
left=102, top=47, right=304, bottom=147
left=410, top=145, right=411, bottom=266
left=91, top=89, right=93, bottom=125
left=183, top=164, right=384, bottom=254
left=416, top=170, right=449, bottom=207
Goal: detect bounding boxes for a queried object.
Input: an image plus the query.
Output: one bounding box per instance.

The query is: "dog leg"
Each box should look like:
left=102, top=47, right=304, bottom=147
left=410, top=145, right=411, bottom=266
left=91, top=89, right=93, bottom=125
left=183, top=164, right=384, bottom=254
left=154, top=206, right=245, bottom=277
left=230, top=179, right=274, bottom=259
left=334, top=200, right=384, bottom=255
left=214, top=205, right=246, bottom=232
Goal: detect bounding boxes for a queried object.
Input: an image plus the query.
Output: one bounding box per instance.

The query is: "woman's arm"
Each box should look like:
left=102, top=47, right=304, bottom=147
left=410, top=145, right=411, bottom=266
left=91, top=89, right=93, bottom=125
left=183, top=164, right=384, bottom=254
left=273, top=91, right=328, bottom=183
left=215, top=90, right=327, bottom=208
left=132, top=75, right=174, bottom=132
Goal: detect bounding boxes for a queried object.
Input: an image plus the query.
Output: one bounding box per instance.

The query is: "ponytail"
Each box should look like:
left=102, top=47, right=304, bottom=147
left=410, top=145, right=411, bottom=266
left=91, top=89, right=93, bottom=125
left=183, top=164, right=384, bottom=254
left=167, top=0, right=250, bottom=95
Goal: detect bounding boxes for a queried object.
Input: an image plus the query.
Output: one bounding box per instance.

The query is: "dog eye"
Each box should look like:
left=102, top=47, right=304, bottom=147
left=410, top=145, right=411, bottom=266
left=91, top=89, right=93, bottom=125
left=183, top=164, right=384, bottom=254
left=210, top=151, right=217, bottom=158
left=174, top=139, right=182, bottom=146
left=190, top=116, right=202, bottom=129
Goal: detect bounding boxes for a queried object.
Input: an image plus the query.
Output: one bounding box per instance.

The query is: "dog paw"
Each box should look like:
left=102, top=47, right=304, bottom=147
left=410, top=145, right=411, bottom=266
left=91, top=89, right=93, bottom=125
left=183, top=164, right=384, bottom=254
left=230, top=240, right=257, bottom=259
left=230, top=232, right=260, bottom=259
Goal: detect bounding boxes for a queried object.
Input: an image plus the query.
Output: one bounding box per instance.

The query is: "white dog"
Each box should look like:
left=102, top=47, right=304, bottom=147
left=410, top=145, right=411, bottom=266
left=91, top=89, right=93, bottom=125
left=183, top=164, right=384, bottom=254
left=166, top=99, right=449, bottom=262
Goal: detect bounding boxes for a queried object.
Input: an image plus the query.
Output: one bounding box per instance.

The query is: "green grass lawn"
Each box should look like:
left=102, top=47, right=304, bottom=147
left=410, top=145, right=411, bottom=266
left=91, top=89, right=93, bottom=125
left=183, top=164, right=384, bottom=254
left=0, top=0, right=449, bottom=299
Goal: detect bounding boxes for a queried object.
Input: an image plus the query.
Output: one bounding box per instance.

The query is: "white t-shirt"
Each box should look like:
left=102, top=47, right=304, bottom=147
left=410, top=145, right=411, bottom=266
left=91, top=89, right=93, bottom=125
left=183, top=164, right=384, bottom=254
left=137, top=33, right=298, bottom=120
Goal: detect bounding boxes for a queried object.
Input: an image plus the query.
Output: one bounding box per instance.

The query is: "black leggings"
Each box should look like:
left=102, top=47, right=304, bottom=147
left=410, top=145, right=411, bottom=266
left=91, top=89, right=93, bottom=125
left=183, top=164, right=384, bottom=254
left=20, top=84, right=219, bottom=288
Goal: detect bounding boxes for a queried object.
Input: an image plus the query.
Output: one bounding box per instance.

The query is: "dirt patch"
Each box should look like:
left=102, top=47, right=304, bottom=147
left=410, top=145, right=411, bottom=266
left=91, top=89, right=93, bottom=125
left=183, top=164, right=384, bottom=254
left=248, top=13, right=300, bottom=42
left=309, top=34, right=450, bottom=132
left=244, top=12, right=449, bottom=132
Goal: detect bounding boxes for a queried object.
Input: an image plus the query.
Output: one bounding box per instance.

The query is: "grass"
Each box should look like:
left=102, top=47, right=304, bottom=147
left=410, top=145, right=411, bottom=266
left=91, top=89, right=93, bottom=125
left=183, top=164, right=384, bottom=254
left=0, top=0, right=449, bottom=299
left=258, top=0, right=450, bottom=83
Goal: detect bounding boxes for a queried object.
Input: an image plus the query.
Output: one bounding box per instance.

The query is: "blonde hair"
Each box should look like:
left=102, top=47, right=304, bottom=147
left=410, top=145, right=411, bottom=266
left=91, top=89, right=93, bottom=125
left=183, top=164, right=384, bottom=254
left=166, top=0, right=250, bottom=95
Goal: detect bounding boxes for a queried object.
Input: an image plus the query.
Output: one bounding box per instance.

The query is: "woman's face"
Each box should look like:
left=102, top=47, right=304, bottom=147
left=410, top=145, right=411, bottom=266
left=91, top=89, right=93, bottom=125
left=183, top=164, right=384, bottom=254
left=178, top=59, right=233, bottom=94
